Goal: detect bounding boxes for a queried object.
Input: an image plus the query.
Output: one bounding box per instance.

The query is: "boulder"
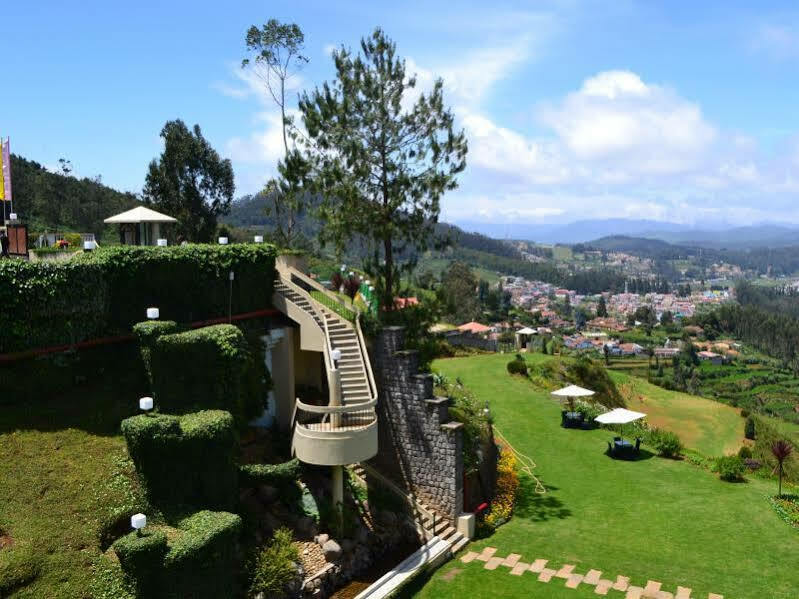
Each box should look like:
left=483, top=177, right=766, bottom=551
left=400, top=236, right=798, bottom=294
left=322, top=539, right=342, bottom=562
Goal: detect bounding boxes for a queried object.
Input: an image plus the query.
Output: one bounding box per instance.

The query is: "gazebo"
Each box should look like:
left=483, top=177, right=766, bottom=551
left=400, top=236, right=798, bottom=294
left=104, top=206, right=177, bottom=246
left=515, top=327, right=537, bottom=350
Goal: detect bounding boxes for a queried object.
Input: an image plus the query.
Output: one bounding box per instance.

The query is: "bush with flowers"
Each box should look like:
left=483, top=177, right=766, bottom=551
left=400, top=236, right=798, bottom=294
left=483, top=445, right=519, bottom=529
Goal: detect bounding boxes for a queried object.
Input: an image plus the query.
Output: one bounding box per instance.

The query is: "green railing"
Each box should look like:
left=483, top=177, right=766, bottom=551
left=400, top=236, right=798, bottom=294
left=310, top=290, right=357, bottom=322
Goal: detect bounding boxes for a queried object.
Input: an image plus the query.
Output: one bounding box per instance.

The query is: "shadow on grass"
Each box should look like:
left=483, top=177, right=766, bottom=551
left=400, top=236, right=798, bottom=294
left=603, top=446, right=656, bottom=462
left=514, top=477, right=572, bottom=522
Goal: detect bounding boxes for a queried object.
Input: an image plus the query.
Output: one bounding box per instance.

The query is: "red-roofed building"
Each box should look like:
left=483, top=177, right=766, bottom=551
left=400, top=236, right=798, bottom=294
left=457, top=321, right=492, bottom=335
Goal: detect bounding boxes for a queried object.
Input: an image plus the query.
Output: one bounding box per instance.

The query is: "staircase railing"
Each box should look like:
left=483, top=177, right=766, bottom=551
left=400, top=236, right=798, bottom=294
left=355, top=314, right=378, bottom=404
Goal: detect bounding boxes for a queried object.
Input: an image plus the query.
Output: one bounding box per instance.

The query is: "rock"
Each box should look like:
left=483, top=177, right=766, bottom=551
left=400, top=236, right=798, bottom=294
left=315, top=533, right=329, bottom=547
left=256, top=484, right=278, bottom=504
left=322, top=539, right=342, bottom=561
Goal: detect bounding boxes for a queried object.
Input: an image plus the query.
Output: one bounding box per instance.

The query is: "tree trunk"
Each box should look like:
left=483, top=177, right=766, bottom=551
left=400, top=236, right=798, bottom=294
left=383, top=236, right=393, bottom=312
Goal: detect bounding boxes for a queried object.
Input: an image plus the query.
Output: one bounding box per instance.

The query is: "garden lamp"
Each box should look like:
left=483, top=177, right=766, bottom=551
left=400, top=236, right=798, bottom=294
left=146, top=307, right=159, bottom=319
left=254, top=235, right=263, bottom=243
left=131, top=513, right=147, bottom=536
left=139, top=397, right=154, bottom=412
left=218, top=236, right=229, bottom=245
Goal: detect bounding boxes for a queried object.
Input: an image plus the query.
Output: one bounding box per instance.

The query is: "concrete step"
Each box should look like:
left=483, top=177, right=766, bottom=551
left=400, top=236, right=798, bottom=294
left=450, top=534, right=468, bottom=554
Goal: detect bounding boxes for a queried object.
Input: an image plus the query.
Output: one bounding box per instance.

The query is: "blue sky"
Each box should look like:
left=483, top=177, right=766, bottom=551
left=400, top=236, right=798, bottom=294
left=5, top=0, right=799, bottom=225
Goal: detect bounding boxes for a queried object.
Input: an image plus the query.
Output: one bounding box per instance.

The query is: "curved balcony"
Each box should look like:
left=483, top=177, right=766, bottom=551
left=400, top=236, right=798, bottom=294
left=292, top=399, right=378, bottom=466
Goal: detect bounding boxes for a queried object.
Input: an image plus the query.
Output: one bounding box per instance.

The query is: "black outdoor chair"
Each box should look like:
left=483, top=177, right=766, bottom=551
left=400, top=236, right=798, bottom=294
left=635, top=438, right=641, bottom=453
left=613, top=436, right=621, bottom=442
left=607, top=441, right=614, bottom=455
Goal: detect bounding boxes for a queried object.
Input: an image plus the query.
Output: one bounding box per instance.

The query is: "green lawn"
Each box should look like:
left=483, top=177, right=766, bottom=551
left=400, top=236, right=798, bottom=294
left=407, top=354, right=799, bottom=599
left=0, top=360, right=146, bottom=598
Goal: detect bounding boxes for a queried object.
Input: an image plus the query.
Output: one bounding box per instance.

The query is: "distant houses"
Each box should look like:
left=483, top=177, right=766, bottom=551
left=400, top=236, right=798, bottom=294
left=697, top=350, right=723, bottom=365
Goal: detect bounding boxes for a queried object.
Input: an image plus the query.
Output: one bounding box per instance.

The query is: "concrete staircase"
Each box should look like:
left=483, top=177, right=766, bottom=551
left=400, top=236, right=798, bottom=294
left=274, top=277, right=372, bottom=407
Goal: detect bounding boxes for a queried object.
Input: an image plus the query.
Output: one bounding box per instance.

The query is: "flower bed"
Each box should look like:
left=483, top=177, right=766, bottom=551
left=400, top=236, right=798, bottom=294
left=768, top=494, right=799, bottom=529
left=483, top=445, right=519, bottom=529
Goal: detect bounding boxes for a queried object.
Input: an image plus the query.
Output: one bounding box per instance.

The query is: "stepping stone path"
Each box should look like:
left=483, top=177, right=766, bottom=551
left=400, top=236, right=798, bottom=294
left=458, top=548, right=724, bottom=598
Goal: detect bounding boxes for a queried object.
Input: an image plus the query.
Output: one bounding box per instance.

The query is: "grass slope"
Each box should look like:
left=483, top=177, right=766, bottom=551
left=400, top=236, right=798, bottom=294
left=0, top=372, right=145, bottom=598
left=405, top=353, right=799, bottom=599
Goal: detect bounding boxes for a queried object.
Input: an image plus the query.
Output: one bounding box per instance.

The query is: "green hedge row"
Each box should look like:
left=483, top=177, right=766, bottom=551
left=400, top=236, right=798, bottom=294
left=239, top=458, right=301, bottom=489
left=146, top=324, right=265, bottom=425
left=0, top=243, right=276, bottom=353
left=121, top=410, right=238, bottom=511
left=113, top=511, right=242, bottom=599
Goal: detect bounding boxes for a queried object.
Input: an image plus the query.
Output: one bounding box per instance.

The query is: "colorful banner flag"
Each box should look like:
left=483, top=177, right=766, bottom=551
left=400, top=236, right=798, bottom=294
left=0, top=138, right=5, bottom=201
left=1, top=138, right=11, bottom=203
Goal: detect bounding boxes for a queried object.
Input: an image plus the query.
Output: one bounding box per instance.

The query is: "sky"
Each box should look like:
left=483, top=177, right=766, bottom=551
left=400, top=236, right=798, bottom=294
left=5, top=0, right=799, bottom=226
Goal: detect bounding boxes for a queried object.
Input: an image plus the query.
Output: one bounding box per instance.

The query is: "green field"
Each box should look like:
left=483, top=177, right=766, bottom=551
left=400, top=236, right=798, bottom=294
left=405, top=353, right=799, bottom=599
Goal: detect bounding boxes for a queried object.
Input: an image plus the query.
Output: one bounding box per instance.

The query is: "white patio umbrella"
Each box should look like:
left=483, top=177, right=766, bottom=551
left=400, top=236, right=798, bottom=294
left=517, top=327, right=537, bottom=335
left=594, top=408, right=646, bottom=442
left=551, top=385, right=595, bottom=412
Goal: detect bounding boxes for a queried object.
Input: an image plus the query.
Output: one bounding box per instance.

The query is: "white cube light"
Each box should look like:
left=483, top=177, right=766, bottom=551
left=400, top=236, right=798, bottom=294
left=139, top=397, right=154, bottom=411
left=229, top=271, right=235, bottom=281
left=364, top=280, right=371, bottom=286
left=340, top=264, right=346, bottom=271
left=8, top=213, right=17, bottom=221
left=349, top=271, right=354, bottom=277
left=131, top=513, right=147, bottom=530
left=157, top=238, right=168, bottom=247
left=146, top=307, right=160, bottom=319
left=254, top=235, right=264, bottom=243
left=218, top=237, right=229, bottom=245
left=369, top=286, right=374, bottom=292
left=331, top=349, right=342, bottom=362
left=83, top=241, right=94, bottom=251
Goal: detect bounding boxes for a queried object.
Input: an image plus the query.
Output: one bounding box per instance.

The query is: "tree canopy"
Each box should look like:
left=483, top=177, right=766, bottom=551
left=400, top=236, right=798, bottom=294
left=290, top=27, right=467, bottom=310
left=143, top=120, right=234, bottom=242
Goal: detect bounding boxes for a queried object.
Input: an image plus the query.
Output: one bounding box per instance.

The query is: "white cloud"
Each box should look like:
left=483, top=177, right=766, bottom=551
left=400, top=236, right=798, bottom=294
left=751, top=23, right=799, bottom=59
left=539, top=71, right=716, bottom=173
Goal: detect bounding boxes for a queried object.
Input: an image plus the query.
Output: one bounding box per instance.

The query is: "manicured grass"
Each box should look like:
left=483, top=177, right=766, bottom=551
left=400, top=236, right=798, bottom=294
left=408, top=354, right=799, bottom=599
left=0, top=365, right=146, bottom=598
left=607, top=369, right=744, bottom=456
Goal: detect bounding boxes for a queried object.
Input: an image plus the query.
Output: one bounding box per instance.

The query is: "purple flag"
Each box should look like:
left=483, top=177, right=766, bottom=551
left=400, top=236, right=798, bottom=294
left=2, top=138, right=11, bottom=204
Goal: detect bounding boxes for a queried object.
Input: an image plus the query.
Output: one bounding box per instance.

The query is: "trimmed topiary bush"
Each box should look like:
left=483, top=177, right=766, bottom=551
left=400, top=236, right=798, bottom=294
left=163, top=511, right=242, bottom=599
left=113, top=528, right=168, bottom=598
left=133, top=320, right=179, bottom=384
left=239, top=458, right=301, bottom=490
left=121, top=410, right=238, bottom=510
left=149, top=324, right=263, bottom=425
left=738, top=446, right=753, bottom=459
left=113, top=511, right=242, bottom=599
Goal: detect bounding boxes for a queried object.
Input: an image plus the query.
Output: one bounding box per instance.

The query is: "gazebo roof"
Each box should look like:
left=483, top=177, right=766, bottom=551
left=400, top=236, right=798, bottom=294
left=104, top=206, right=177, bottom=224
left=517, top=327, right=537, bottom=335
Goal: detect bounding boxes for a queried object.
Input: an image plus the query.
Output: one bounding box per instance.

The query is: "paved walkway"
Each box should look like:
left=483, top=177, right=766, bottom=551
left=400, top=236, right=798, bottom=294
left=460, top=547, right=723, bottom=599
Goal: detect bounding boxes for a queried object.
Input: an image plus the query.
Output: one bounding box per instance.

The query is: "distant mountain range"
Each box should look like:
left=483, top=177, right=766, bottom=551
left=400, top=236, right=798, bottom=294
left=451, top=218, right=799, bottom=249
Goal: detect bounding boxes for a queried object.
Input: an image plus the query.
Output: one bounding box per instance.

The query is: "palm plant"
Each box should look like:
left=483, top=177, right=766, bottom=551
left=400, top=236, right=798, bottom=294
left=771, top=439, right=793, bottom=497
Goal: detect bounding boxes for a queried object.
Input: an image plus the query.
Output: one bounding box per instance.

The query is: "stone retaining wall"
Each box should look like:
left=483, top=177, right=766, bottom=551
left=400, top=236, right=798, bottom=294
left=370, top=326, right=464, bottom=521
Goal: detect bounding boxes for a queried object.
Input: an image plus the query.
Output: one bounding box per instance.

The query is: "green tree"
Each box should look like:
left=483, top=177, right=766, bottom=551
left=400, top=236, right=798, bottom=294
left=660, top=310, right=674, bottom=326
left=242, top=19, right=309, bottom=247
left=438, top=261, right=479, bottom=324
left=596, top=295, right=608, bottom=317
left=291, top=28, right=467, bottom=311
left=143, top=120, right=234, bottom=242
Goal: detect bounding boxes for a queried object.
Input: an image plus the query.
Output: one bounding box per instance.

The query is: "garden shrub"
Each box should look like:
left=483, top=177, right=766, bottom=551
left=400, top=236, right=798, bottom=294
left=132, top=320, right=179, bottom=384
left=113, top=511, right=242, bottom=599
left=738, top=446, right=753, bottom=459
left=162, top=511, right=242, bottom=599
left=149, top=324, right=264, bottom=426
left=565, top=356, right=624, bottom=408
left=506, top=355, right=528, bottom=376
left=484, top=446, right=519, bottom=529
left=249, top=527, right=300, bottom=598
left=113, top=529, right=168, bottom=598
left=745, top=416, right=756, bottom=440
left=0, top=543, right=42, bottom=597
left=239, top=458, right=301, bottom=490
left=650, top=429, right=683, bottom=458
left=0, top=244, right=276, bottom=353
left=121, top=410, right=238, bottom=510
left=715, top=455, right=746, bottom=482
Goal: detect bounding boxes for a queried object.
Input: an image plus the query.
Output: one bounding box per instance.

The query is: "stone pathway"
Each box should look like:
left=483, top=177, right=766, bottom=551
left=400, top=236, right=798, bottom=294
left=458, top=547, right=722, bottom=598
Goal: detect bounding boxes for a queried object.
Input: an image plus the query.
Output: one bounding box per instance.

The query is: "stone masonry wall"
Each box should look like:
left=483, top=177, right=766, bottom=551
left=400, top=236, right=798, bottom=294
left=369, top=326, right=464, bottom=521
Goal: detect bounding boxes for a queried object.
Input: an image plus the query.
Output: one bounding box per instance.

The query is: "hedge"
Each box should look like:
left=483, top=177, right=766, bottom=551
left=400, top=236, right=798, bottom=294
left=121, top=410, right=238, bottom=510
left=0, top=243, right=276, bottom=353
left=148, top=324, right=265, bottom=425
left=132, top=320, right=179, bottom=384
left=239, top=458, right=301, bottom=489
left=162, top=511, right=242, bottom=599
left=113, top=511, right=242, bottom=599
